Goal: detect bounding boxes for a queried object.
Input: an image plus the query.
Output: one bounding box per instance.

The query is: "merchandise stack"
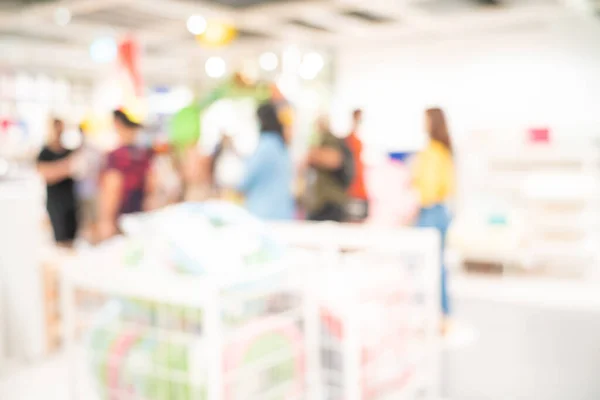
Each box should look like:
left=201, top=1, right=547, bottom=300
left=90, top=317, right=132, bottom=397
left=270, top=223, right=441, bottom=400
left=61, top=202, right=307, bottom=400
left=451, top=132, right=600, bottom=277
left=60, top=205, right=442, bottom=399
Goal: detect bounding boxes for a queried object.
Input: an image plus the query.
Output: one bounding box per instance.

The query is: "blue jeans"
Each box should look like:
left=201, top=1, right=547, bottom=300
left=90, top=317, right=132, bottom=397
left=416, top=204, right=451, bottom=316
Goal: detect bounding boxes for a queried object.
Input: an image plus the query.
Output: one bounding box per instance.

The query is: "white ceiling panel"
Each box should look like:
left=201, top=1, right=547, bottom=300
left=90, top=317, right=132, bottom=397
left=0, top=0, right=582, bottom=78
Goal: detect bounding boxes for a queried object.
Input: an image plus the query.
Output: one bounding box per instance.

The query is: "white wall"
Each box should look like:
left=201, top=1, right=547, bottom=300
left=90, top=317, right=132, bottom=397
left=333, top=17, right=600, bottom=152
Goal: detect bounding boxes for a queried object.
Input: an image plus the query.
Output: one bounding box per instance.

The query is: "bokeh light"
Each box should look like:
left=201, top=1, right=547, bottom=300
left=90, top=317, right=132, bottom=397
left=187, top=15, right=207, bottom=35
left=259, top=52, right=279, bottom=72
left=205, top=56, right=227, bottom=78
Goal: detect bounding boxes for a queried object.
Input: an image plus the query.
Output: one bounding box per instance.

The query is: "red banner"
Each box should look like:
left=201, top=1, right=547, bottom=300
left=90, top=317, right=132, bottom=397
left=118, top=37, right=143, bottom=98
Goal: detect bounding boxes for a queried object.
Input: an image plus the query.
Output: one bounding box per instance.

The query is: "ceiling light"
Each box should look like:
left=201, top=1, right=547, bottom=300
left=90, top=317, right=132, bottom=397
left=187, top=15, right=207, bottom=35
left=298, top=63, right=318, bottom=80
left=282, top=46, right=301, bottom=74
left=303, top=52, right=324, bottom=72
left=205, top=57, right=227, bottom=78
left=54, top=7, right=71, bottom=27
left=298, top=52, right=324, bottom=80
left=90, top=37, right=117, bottom=64
left=259, top=52, right=279, bottom=72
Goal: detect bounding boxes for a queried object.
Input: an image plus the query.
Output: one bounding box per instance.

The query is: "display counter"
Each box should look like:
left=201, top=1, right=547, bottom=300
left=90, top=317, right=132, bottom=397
left=60, top=214, right=442, bottom=400
left=0, top=174, right=46, bottom=364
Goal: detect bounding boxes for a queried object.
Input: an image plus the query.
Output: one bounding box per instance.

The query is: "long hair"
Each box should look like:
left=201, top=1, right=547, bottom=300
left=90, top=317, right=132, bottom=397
left=425, top=108, right=452, bottom=154
left=257, top=102, right=285, bottom=142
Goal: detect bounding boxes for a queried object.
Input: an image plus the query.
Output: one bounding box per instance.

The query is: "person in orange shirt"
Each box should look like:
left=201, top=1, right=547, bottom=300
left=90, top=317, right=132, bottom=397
left=345, top=109, right=369, bottom=222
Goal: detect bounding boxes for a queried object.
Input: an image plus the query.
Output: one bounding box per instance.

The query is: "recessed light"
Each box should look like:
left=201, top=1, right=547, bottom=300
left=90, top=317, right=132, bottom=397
left=54, top=7, right=71, bottom=27
left=205, top=57, right=226, bottom=78
left=259, top=52, right=279, bottom=72
left=187, top=15, right=207, bottom=35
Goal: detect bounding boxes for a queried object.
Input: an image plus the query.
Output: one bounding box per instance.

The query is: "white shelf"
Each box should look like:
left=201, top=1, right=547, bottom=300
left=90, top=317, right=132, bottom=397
left=456, top=138, right=600, bottom=275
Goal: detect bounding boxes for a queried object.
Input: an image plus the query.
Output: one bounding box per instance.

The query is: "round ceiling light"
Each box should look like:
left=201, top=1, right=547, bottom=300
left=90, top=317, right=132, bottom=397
left=298, top=52, right=325, bottom=80
left=54, top=7, right=72, bottom=27
left=259, top=52, right=279, bottom=72
left=90, top=37, right=117, bottom=64
left=187, top=15, right=207, bottom=35
left=205, top=56, right=227, bottom=78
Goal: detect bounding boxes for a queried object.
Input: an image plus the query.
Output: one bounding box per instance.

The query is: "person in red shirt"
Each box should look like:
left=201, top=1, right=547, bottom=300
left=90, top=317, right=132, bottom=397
left=345, top=109, right=369, bottom=222
left=98, top=109, right=155, bottom=240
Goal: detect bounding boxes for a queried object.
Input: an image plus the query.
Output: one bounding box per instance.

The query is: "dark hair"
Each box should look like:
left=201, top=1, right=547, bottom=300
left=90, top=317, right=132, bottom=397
left=257, top=103, right=284, bottom=140
left=425, top=107, right=452, bottom=154
left=113, top=109, right=142, bottom=129
left=52, top=118, right=64, bottom=131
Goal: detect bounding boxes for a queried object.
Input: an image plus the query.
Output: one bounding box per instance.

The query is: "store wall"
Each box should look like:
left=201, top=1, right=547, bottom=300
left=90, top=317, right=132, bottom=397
left=333, top=17, right=600, bottom=152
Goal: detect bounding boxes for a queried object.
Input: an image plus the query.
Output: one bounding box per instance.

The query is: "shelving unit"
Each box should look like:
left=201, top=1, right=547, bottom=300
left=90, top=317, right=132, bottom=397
left=452, top=135, right=600, bottom=277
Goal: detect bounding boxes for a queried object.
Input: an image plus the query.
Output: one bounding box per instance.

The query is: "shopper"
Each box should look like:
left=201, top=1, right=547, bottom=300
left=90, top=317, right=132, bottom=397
left=304, top=116, right=353, bottom=222
left=151, top=142, right=183, bottom=208
left=412, top=107, right=455, bottom=327
left=237, top=103, right=294, bottom=220
left=211, top=133, right=245, bottom=203
left=75, top=123, right=103, bottom=243
left=98, top=109, right=155, bottom=240
left=345, top=109, right=369, bottom=222
left=36, top=118, right=78, bottom=247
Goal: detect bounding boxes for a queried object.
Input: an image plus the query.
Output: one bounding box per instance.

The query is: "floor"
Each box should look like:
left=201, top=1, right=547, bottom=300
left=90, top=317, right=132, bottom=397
left=2, top=276, right=600, bottom=400
left=442, top=276, right=600, bottom=400
left=0, top=355, right=71, bottom=400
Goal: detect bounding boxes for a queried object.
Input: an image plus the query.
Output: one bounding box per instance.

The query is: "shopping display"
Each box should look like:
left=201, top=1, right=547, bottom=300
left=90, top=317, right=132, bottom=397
left=450, top=133, right=600, bottom=276
left=118, top=201, right=285, bottom=274
left=60, top=221, right=440, bottom=400
left=65, top=203, right=301, bottom=400
left=85, top=295, right=303, bottom=400
left=269, top=223, right=441, bottom=400
left=169, top=76, right=292, bottom=151
left=365, top=158, right=419, bottom=226
left=318, top=265, right=420, bottom=399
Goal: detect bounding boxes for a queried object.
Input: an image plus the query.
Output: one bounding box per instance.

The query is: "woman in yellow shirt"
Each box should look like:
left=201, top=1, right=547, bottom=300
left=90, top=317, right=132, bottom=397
left=412, top=107, right=454, bottom=321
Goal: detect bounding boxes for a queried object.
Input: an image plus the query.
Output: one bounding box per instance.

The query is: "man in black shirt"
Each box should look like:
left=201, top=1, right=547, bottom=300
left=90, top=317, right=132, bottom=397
left=37, top=118, right=78, bottom=246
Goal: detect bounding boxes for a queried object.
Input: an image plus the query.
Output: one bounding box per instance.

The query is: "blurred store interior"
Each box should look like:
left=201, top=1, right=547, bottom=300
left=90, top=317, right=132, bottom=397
left=2, top=0, right=600, bottom=399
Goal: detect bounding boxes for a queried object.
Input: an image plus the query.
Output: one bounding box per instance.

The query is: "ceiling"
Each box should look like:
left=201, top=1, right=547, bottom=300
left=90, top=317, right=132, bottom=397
left=0, top=0, right=589, bottom=80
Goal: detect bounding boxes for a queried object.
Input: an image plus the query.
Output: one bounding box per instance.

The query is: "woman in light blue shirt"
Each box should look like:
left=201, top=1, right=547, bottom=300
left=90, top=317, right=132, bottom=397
left=238, top=103, right=295, bottom=220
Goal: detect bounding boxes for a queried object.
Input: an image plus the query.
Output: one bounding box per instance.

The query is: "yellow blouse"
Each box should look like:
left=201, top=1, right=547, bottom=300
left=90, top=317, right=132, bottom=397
left=413, top=140, right=455, bottom=207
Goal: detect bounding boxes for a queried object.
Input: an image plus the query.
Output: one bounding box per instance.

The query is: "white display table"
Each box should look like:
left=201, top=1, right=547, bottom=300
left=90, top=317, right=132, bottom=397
left=60, top=222, right=441, bottom=400
left=0, top=174, right=46, bottom=366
